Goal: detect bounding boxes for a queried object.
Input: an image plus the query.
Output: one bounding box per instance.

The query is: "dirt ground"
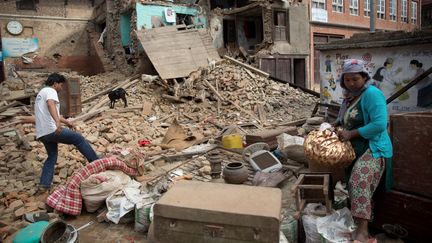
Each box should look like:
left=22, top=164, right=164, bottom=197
left=3, top=174, right=299, bottom=243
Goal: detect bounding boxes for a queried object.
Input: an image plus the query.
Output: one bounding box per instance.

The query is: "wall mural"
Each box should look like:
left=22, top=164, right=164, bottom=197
left=320, top=45, right=432, bottom=114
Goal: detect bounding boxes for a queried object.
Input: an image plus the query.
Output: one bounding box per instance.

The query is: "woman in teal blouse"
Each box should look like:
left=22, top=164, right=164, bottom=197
left=336, top=59, right=393, bottom=243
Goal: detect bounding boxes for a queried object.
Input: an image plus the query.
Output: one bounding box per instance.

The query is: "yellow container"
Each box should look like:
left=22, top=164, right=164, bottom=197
left=222, top=134, right=243, bottom=149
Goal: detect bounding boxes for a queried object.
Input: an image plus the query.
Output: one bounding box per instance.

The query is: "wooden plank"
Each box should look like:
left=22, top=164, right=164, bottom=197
left=147, top=45, right=208, bottom=54
left=136, top=26, right=220, bottom=80
left=2, top=90, right=34, bottom=101
left=143, top=37, right=205, bottom=48
left=224, top=55, right=270, bottom=78
left=0, top=101, right=21, bottom=113
left=82, top=86, right=116, bottom=104
left=70, top=107, right=107, bottom=122
left=142, top=100, right=153, bottom=116
left=228, top=100, right=261, bottom=124
left=202, top=79, right=225, bottom=101
left=257, top=104, right=267, bottom=124
left=277, top=118, right=307, bottom=127
left=151, top=50, right=210, bottom=61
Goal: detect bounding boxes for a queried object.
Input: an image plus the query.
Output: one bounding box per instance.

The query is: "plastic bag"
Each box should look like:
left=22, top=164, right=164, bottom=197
left=302, top=203, right=326, bottom=243
left=316, top=207, right=356, bottom=243
left=277, top=133, right=308, bottom=165
left=106, top=180, right=141, bottom=224
left=135, top=200, right=154, bottom=233
left=134, top=187, right=156, bottom=233
left=281, top=215, right=298, bottom=243
left=302, top=203, right=329, bottom=243
left=80, top=170, right=131, bottom=212
left=279, top=231, right=289, bottom=243
left=277, top=133, right=305, bottom=150
left=302, top=214, right=321, bottom=243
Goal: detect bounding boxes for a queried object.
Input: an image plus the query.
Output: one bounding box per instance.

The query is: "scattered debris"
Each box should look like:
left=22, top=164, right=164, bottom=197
left=0, top=58, right=318, bottom=239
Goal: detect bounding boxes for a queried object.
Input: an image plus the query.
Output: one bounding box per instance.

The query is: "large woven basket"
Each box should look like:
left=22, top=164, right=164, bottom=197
left=304, top=129, right=356, bottom=167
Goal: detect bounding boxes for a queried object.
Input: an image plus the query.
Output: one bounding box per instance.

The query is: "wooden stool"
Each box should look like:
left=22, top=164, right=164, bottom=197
left=291, top=173, right=333, bottom=219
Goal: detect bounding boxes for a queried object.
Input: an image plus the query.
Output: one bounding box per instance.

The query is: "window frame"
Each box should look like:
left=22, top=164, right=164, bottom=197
left=332, top=0, right=344, bottom=13
left=364, top=0, right=371, bottom=17
left=273, top=9, right=289, bottom=42
left=16, top=0, right=38, bottom=10
left=411, top=1, right=418, bottom=24
left=377, top=0, right=385, bottom=19
left=401, top=0, right=408, bottom=22
left=389, top=0, right=397, bottom=21
left=349, top=0, right=359, bottom=15
left=312, top=0, right=326, bottom=10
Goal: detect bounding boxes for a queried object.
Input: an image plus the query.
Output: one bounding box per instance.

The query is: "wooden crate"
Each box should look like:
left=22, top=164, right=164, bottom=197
left=291, top=173, right=333, bottom=218
left=58, top=77, right=81, bottom=117
left=390, top=112, right=432, bottom=198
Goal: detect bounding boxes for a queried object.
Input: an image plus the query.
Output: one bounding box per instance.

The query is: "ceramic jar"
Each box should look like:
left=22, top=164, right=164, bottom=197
left=223, top=162, right=249, bottom=184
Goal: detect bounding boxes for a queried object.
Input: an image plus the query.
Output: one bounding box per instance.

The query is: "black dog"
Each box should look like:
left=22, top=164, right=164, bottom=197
left=108, top=88, right=128, bottom=108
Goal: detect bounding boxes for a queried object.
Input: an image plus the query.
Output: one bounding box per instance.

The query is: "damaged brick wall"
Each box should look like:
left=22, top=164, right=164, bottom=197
left=0, top=20, right=90, bottom=57
left=262, top=3, right=273, bottom=46
left=0, top=0, right=108, bottom=76
left=129, top=8, right=156, bottom=75
left=105, top=0, right=134, bottom=75
left=0, top=0, right=94, bottom=18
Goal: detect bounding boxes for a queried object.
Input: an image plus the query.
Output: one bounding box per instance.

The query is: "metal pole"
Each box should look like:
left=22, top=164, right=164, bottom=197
left=370, top=0, right=376, bottom=32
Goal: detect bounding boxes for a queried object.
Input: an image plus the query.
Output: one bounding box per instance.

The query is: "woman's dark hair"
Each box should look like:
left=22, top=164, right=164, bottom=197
left=45, top=73, right=66, bottom=86
left=410, top=59, right=423, bottom=68
left=340, top=72, right=370, bottom=90
left=360, top=72, right=370, bottom=81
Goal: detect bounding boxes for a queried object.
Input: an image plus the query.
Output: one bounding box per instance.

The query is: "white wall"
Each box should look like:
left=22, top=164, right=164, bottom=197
left=319, top=44, right=432, bottom=114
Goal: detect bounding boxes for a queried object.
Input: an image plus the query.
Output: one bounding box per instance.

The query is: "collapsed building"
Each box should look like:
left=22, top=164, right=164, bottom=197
left=4, top=0, right=429, bottom=242
left=102, top=0, right=311, bottom=87
left=0, top=0, right=323, bottom=241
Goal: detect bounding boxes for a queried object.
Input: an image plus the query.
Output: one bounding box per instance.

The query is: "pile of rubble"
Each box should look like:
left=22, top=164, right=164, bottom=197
left=79, top=71, right=128, bottom=99
left=172, top=61, right=318, bottom=124
left=0, top=60, right=318, bottom=236
left=0, top=60, right=319, bottom=195
left=0, top=129, right=38, bottom=198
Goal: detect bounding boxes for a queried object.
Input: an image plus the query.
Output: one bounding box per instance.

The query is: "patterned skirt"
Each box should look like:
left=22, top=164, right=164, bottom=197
left=348, top=149, right=385, bottom=220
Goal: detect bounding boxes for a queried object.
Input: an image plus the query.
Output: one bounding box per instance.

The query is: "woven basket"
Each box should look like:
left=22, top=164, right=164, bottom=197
left=304, top=129, right=356, bottom=167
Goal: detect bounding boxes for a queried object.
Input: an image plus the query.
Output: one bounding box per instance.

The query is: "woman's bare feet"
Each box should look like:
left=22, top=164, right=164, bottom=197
left=353, top=218, right=369, bottom=242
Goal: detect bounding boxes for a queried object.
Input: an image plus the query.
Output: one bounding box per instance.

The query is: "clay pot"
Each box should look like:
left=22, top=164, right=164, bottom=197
left=223, top=162, right=249, bottom=184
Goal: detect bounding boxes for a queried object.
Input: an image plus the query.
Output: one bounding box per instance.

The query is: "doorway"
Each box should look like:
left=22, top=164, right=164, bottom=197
left=294, top=58, right=306, bottom=87
left=223, top=19, right=236, bottom=49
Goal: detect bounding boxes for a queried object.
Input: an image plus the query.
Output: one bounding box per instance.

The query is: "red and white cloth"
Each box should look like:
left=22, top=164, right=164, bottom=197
left=46, top=157, right=138, bottom=215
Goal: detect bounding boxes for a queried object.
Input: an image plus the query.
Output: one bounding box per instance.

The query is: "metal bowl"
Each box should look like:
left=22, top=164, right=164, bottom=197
left=41, top=220, right=79, bottom=243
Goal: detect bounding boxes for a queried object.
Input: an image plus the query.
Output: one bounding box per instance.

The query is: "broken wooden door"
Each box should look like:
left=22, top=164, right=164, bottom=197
left=294, top=58, right=306, bottom=88
left=260, top=56, right=292, bottom=83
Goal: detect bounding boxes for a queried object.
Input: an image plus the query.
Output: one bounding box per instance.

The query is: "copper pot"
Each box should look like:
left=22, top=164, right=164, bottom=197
left=223, top=162, right=249, bottom=184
